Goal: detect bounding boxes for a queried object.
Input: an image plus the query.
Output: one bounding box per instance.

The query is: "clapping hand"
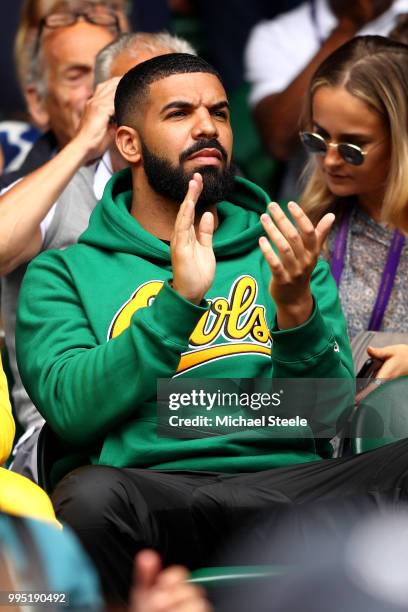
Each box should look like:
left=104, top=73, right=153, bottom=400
left=130, top=550, right=212, bottom=612
left=259, top=201, right=334, bottom=329
left=171, top=173, right=216, bottom=305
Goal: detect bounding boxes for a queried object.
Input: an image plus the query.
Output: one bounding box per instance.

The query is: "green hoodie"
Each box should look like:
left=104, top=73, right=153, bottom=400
left=16, top=170, right=353, bottom=474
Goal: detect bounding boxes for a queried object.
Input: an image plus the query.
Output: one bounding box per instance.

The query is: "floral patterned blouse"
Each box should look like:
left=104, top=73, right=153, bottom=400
left=324, top=205, right=408, bottom=340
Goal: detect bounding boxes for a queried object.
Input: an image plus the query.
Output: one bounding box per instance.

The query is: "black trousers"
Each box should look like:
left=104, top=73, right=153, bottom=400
left=52, top=439, right=408, bottom=602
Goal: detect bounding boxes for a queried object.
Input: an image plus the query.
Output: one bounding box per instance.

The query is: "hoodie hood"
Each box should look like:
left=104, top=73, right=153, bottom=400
left=79, top=168, right=270, bottom=261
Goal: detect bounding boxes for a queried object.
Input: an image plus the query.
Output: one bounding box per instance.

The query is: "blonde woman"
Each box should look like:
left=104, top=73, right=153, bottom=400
left=300, top=35, right=408, bottom=342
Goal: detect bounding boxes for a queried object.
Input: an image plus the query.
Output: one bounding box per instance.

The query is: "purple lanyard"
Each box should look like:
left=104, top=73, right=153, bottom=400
left=331, top=210, right=406, bottom=331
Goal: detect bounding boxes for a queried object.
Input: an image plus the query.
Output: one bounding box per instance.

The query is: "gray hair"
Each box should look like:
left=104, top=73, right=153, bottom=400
left=94, top=31, right=196, bottom=85
left=26, top=36, right=47, bottom=96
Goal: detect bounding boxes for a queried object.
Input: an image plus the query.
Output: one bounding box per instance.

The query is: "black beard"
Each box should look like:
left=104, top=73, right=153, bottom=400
left=141, top=139, right=237, bottom=209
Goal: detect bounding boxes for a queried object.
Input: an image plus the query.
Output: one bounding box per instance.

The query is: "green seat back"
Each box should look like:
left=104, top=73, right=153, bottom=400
left=190, top=564, right=289, bottom=588
left=351, top=376, right=408, bottom=454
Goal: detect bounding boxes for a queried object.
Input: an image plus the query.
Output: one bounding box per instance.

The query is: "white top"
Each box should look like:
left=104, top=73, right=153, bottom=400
left=245, top=0, right=408, bottom=107
left=40, top=150, right=113, bottom=241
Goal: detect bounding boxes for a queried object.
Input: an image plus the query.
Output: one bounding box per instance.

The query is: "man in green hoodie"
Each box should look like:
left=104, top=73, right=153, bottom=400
left=17, top=53, right=407, bottom=604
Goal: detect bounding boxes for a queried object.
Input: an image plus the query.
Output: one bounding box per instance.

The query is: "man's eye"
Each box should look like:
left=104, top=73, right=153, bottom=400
left=168, top=110, right=187, bottom=118
left=213, top=110, right=228, bottom=119
left=64, top=70, right=87, bottom=83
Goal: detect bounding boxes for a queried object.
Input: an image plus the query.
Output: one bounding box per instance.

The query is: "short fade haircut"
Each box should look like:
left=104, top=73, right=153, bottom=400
left=95, top=32, right=196, bottom=85
left=114, top=53, right=223, bottom=127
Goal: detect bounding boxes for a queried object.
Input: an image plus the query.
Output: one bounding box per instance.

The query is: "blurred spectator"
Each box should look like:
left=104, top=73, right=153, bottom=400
left=131, top=0, right=171, bottom=32
left=389, top=11, right=408, bottom=42
left=0, top=122, right=40, bottom=173
left=0, top=513, right=103, bottom=612
left=0, top=2, right=120, bottom=481
left=15, top=0, right=130, bottom=94
left=0, top=524, right=210, bottom=612
left=0, top=1, right=128, bottom=188
left=187, top=0, right=304, bottom=93
left=218, top=503, right=408, bottom=612
left=0, top=0, right=171, bottom=119
left=0, top=2, right=128, bottom=173
left=129, top=550, right=212, bottom=612
left=245, top=0, right=408, bottom=198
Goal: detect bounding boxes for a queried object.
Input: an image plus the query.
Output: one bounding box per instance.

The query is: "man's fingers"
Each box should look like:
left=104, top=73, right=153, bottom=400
left=258, top=236, right=286, bottom=281
left=267, top=202, right=304, bottom=259
left=198, top=212, right=214, bottom=249
left=186, top=172, right=203, bottom=204
left=174, top=174, right=203, bottom=236
left=156, top=565, right=190, bottom=588
left=146, top=584, right=210, bottom=612
left=260, top=213, right=297, bottom=271
left=152, top=580, right=209, bottom=611
left=315, top=212, right=335, bottom=251
left=93, top=76, right=121, bottom=99
left=286, top=201, right=317, bottom=251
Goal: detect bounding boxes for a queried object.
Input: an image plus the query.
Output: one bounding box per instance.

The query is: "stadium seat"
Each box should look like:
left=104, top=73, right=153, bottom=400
left=350, top=376, right=408, bottom=454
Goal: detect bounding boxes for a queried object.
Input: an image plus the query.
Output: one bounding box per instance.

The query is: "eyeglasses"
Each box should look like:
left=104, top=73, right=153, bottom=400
left=35, top=7, right=119, bottom=53
left=300, top=131, right=369, bottom=166
left=42, top=7, right=119, bottom=29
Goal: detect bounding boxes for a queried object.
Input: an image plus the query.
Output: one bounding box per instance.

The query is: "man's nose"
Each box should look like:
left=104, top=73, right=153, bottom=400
left=192, top=110, right=218, bottom=139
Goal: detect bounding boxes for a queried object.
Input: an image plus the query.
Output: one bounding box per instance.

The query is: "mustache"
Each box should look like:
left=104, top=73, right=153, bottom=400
left=179, top=138, right=228, bottom=163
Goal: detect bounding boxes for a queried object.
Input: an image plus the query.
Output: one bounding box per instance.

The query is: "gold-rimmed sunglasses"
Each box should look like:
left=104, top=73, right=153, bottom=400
left=300, top=131, right=371, bottom=166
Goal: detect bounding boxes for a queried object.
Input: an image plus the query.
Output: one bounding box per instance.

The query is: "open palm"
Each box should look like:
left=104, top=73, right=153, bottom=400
left=171, top=173, right=216, bottom=305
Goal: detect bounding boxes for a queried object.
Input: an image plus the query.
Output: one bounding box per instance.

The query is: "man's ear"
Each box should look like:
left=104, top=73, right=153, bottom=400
left=25, top=85, right=50, bottom=131
left=115, top=125, right=142, bottom=164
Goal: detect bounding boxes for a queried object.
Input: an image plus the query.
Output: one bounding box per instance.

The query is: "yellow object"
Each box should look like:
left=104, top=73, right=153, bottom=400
left=0, top=355, right=15, bottom=464
left=0, top=355, right=58, bottom=526
left=0, top=467, right=58, bottom=524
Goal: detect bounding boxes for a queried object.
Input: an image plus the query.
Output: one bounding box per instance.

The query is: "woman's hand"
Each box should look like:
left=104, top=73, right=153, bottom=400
left=367, top=344, right=408, bottom=380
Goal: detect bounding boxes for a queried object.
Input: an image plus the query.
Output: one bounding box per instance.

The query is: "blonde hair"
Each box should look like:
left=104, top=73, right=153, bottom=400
left=300, top=35, right=408, bottom=232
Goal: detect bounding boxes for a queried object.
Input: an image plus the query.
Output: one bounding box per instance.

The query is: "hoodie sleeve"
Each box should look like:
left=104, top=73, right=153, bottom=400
left=16, top=252, right=208, bottom=445
left=270, top=257, right=354, bottom=453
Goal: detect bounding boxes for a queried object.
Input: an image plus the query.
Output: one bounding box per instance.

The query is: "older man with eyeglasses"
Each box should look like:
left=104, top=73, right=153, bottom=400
left=35, top=0, right=128, bottom=49
left=0, top=0, right=124, bottom=480
left=24, top=1, right=121, bottom=153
